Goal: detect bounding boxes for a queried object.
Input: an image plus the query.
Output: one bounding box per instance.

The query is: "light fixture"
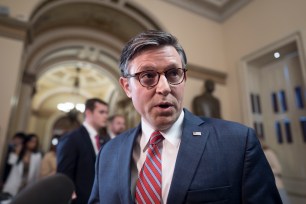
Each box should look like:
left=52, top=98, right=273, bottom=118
left=57, top=102, right=85, bottom=113
left=51, top=137, right=59, bottom=146
left=57, top=66, right=85, bottom=116
left=274, top=52, right=280, bottom=59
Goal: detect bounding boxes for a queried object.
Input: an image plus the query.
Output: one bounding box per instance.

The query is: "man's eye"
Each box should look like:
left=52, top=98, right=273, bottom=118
left=167, top=69, right=179, bottom=77
left=141, top=72, right=156, bottom=79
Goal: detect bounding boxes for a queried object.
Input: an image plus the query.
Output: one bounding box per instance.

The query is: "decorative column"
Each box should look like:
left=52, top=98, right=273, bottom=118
left=8, top=72, right=36, bottom=136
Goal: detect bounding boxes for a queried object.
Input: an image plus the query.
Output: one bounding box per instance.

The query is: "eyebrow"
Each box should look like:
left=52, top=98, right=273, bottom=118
left=138, top=63, right=181, bottom=71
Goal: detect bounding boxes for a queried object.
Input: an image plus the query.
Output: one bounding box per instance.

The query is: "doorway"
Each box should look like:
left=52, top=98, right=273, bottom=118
left=241, top=33, right=306, bottom=203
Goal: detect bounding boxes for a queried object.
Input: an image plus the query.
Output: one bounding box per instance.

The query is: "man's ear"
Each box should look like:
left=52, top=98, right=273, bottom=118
left=119, top=77, right=132, bottom=98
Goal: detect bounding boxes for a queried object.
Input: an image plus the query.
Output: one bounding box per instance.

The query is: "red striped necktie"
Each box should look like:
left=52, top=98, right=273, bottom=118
left=135, top=131, right=164, bottom=204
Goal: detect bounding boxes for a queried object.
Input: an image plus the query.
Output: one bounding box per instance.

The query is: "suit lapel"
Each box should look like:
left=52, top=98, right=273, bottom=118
left=167, top=110, right=210, bottom=204
left=80, top=125, right=96, bottom=159
left=118, top=125, right=141, bottom=204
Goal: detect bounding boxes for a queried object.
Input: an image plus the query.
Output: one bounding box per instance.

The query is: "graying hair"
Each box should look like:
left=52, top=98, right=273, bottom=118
left=119, top=30, right=187, bottom=76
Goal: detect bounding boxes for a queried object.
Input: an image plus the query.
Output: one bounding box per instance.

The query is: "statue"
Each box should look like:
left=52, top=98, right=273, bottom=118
left=192, top=79, right=221, bottom=118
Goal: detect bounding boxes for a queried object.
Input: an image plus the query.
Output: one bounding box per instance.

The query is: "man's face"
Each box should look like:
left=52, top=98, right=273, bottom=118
left=119, top=45, right=186, bottom=131
left=87, top=102, right=109, bottom=131
left=110, top=116, right=126, bottom=135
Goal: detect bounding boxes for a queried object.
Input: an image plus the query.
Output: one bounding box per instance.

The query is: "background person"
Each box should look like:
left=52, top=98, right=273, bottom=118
left=56, top=98, right=108, bottom=204
left=107, top=114, right=126, bottom=139
left=1, top=132, right=26, bottom=188
left=260, top=139, right=291, bottom=204
left=89, top=30, right=281, bottom=203
left=39, top=134, right=61, bottom=178
left=3, top=134, right=42, bottom=196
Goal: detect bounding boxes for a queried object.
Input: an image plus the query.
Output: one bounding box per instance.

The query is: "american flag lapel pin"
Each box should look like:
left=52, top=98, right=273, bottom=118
left=193, top=132, right=201, bottom=136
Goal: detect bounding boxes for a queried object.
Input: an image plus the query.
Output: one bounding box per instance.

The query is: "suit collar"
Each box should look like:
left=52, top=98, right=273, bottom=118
left=80, top=125, right=97, bottom=158
left=83, top=121, right=98, bottom=137
left=118, top=125, right=141, bottom=204
left=167, top=109, right=210, bottom=204
left=117, top=109, right=209, bottom=204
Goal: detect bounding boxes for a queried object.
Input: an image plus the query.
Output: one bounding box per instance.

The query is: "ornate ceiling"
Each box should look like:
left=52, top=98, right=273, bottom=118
left=2, top=0, right=247, bottom=120
left=24, top=0, right=162, bottom=118
left=26, top=0, right=244, bottom=117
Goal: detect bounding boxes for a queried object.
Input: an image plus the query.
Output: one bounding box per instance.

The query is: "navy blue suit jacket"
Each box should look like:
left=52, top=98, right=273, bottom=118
left=89, top=109, right=282, bottom=204
left=57, top=125, right=96, bottom=204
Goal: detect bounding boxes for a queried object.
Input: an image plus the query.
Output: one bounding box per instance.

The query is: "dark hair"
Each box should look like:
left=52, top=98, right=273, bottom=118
left=85, top=98, right=108, bottom=112
left=13, top=132, right=26, bottom=140
left=17, top=134, right=39, bottom=164
left=119, top=30, right=187, bottom=76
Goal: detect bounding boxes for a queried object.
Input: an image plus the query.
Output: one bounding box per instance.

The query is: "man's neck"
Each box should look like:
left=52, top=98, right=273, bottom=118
left=83, top=121, right=98, bottom=135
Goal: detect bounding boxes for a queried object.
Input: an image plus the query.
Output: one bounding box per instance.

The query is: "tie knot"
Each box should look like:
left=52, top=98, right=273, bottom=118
left=150, top=131, right=164, bottom=145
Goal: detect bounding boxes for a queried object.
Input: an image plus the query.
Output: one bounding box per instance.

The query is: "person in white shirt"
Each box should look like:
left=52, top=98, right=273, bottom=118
left=3, top=134, right=42, bottom=197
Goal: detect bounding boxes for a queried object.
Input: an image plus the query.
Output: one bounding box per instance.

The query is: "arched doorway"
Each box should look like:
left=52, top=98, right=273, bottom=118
left=8, top=0, right=163, bottom=152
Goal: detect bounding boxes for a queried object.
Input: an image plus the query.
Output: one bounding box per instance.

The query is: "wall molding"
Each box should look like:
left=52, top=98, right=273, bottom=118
left=0, top=16, right=27, bottom=40
left=187, top=63, right=227, bottom=85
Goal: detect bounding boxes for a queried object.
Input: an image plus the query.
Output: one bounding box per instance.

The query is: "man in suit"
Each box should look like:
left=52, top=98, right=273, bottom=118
left=107, top=114, right=126, bottom=139
left=57, top=98, right=108, bottom=204
left=89, top=30, right=282, bottom=203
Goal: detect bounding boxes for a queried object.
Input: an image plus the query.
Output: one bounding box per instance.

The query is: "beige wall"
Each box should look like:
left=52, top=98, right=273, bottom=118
left=0, top=0, right=305, bottom=128
left=223, top=0, right=306, bottom=123
left=133, top=0, right=226, bottom=72
left=0, top=0, right=41, bottom=21
left=0, top=37, right=23, bottom=166
left=133, top=0, right=306, bottom=124
left=132, top=0, right=229, bottom=118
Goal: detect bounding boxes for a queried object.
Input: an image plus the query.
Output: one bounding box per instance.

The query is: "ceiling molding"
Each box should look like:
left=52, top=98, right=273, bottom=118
left=22, top=72, right=36, bottom=86
left=162, top=0, right=252, bottom=22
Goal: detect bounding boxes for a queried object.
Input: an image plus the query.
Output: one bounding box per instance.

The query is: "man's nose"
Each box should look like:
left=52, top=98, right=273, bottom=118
left=156, top=74, right=171, bottom=95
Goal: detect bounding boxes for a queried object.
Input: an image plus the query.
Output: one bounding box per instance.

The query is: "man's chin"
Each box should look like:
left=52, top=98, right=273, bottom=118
left=153, top=117, right=177, bottom=130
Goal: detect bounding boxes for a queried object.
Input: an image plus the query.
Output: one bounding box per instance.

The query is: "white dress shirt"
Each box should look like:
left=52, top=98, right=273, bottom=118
left=83, top=121, right=99, bottom=155
left=131, top=111, right=184, bottom=203
left=108, top=130, right=116, bottom=139
left=3, top=152, right=42, bottom=196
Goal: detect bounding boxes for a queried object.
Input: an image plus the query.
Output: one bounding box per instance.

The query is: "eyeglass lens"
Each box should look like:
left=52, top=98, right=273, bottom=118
left=139, top=68, right=184, bottom=87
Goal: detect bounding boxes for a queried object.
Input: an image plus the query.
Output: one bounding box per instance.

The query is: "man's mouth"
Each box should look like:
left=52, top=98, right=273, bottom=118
left=157, top=102, right=173, bottom=109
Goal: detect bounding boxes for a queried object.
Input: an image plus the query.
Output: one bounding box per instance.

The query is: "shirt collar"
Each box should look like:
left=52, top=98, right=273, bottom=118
left=108, top=130, right=116, bottom=139
left=83, top=121, right=98, bottom=138
left=141, top=110, right=184, bottom=149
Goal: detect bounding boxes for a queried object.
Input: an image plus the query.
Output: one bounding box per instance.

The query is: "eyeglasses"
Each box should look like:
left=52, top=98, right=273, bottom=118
left=125, top=68, right=187, bottom=88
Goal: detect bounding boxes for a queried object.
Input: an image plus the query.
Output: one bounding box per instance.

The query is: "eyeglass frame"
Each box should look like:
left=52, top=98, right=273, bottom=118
left=124, top=68, right=187, bottom=88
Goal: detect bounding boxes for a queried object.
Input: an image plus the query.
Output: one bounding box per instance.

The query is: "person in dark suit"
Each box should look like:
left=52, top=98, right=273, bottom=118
left=57, top=98, right=108, bottom=204
left=89, top=30, right=282, bottom=203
